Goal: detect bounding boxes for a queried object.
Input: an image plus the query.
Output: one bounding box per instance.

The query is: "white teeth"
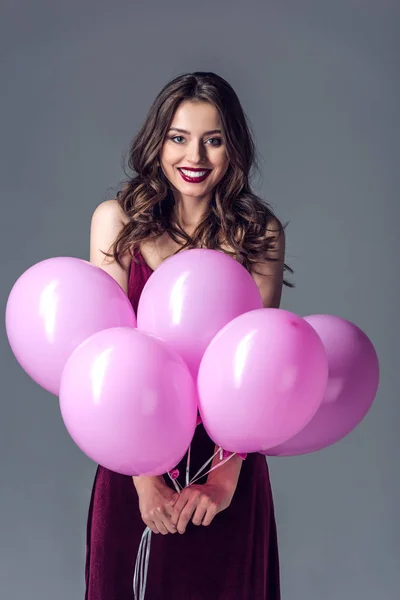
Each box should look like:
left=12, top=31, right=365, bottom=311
left=180, top=169, right=209, bottom=177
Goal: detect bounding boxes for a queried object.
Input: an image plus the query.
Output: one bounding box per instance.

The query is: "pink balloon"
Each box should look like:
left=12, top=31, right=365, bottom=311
left=264, top=315, right=379, bottom=456
left=198, top=309, right=329, bottom=454
left=137, top=249, right=263, bottom=377
left=6, top=257, right=136, bottom=395
left=59, top=327, right=197, bottom=476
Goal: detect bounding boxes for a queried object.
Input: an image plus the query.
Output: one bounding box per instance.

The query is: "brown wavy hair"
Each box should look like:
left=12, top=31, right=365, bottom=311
left=111, top=71, right=294, bottom=286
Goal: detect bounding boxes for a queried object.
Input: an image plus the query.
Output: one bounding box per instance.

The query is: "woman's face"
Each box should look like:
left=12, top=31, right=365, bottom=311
left=159, top=100, right=230, bottom=202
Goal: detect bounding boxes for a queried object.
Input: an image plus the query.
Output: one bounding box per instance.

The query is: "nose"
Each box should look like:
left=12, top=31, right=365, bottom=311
left=186, top=140, right=206, bottom=164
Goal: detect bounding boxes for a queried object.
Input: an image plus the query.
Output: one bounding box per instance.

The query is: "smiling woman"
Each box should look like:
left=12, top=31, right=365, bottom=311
left=107, top=71, right=294, bottom=280
left=86, top=71, right=292, bottom=600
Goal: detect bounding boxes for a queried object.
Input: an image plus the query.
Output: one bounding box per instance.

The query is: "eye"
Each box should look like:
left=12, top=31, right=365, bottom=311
left=206, top=138, right=223, bottom=146
left=170, top=135, right=185, bottom=143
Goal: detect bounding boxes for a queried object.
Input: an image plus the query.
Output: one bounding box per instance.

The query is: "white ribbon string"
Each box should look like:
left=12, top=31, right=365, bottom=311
left=188, top=452, right=237, bottom=486
left=185, top=443, right=192, bottom=487
left=133, top=527, right=152, bottom=600
left=186, top=446, right=221, bottom=486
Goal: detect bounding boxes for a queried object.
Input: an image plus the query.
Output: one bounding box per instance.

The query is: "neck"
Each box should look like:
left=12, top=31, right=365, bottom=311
left=173, top=192, right=211, bottom=235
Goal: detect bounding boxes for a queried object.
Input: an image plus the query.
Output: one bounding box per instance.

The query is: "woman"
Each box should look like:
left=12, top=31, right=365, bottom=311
left=86, top=71, right=292, bottom=600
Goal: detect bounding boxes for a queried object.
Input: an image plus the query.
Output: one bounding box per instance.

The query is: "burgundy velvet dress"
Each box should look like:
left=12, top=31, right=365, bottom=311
left=85, top=252, right=280, bottom=600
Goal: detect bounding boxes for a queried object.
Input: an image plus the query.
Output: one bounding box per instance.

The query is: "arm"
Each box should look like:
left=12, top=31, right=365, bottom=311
left=89, top=199, right=131, bottom=291
left=251, top=217, right=286, bottom=309
left=206, top=219, right=286, bottom=490
left=90, top=200, right=178, bottom=534
left=172, top=221, right=286, bottom=533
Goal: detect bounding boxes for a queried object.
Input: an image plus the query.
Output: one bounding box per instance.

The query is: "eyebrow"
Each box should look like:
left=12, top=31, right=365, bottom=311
left=168, top=127, right=222, bottom=136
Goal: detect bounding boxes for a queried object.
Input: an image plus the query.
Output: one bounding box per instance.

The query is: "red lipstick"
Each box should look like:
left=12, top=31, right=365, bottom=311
left=177, top=167, right=212, bottom=184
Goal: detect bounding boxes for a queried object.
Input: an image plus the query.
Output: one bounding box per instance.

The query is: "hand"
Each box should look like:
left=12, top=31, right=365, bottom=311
left=171, top=482, right=234, bottom=534
left=133, top=475, right=179, bottom=535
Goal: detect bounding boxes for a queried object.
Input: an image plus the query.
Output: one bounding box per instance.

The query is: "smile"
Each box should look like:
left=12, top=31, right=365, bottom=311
left=177, top=168, right=212, bottom=183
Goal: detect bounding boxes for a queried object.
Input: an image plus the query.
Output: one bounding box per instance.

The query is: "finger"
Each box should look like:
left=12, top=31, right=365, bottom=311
left=202, top=504, right=217, bottom=527
left=192, top=503, right=207, bottom=526
left=145, top=505, right=169, bottom=535
left=153, top=517, right=169, bottom=535
left=161, top=513, right=178, bottom=534
left=164, top=523, right=177, bottom=534
left=171, top=492, right=180, bottom=506
left=144, top=520, right=160, bottom=535
left=170, top=495, right=189, bottom=527
left=161, top=498, right=179, bottom=533
left=177, top=499, right=198, bottom=534
left=164, top=495, right=179, bottom=518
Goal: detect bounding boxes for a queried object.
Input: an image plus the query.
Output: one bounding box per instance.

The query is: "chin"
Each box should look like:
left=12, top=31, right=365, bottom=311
left=180, top=188, right=210, bottom=199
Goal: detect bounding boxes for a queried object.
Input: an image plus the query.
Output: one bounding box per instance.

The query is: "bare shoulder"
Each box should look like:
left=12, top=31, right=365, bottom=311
left=251, top=216, right=286, bottom=309
left=90, top=200, right=132, bottom=291
left=91, top=199, right=129, bottom=228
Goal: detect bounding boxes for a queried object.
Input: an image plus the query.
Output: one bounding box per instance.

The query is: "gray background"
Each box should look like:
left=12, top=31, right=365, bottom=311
left=1, top=1, right=399, bottom=598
